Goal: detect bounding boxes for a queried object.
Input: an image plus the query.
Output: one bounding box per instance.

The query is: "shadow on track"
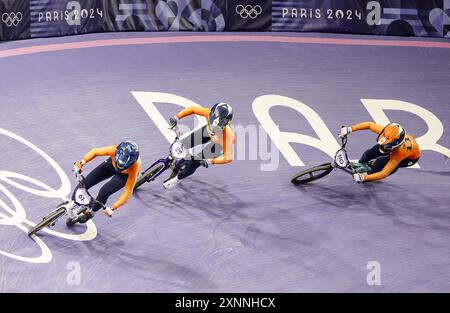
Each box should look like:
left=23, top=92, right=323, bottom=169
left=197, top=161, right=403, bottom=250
left=133, top=177, right=248, bottom=221
left=293, top=180, right=450, bottom=240
left=48, top=229, right=218, bottom=292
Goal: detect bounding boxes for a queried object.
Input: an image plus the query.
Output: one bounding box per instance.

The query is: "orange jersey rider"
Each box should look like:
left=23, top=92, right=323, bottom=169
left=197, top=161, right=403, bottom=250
left=340, top=122, right=420, bottom=183
left=73, top=140, right=141, bottom=220
left=163, top=102, right=235, bottom=189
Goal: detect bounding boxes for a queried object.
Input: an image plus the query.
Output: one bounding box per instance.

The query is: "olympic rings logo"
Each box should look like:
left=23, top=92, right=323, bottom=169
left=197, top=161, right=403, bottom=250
left=235, top=4, right=262, bottom=19
left=0, top=128, right=97, bottom=264
left=1, top=12, right=23, bottom=27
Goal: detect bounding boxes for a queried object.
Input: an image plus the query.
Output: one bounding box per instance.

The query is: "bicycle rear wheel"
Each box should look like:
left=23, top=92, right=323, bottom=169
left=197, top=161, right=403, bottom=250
left=134, top=162, right=165, bottom=191
left=291, top=163, right=333, bottom=185
left=27, top=206, right=67, bottom=237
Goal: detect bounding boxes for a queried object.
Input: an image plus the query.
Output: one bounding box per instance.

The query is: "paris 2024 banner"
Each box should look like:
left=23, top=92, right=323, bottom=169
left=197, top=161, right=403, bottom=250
left=270, top=0, right=450, bottom=37
left=1, top=0, right=450, bottom=40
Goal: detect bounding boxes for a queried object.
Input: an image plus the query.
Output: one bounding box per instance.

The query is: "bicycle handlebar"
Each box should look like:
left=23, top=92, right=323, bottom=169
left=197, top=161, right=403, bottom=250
left=76, top=172, right=105, bottom=209
left=340, top=134, right=348, bottom=148
left=74, top=171, right=85, bottom=183
left=170, top=125, right=183, bottom=140
left=73, top=170, right=106, bottom=210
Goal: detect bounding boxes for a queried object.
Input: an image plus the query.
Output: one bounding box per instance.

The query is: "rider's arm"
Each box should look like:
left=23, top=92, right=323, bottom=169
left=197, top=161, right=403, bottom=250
left=111, top=162, right=140, bottom=210
left=82, top=146, right=116, bottom=163
left=210, top=128, right=234, bottom=165
left=175, top=106, right=210, bottom=119
left=351, top=122, right=384, bottom=135
left=364, top=157, right=400, bottom=181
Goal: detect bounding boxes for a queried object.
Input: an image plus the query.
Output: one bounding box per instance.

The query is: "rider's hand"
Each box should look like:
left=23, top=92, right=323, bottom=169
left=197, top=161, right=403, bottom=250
left=73, top=160, right=85, bottom=174
left=169, top=116, right=178, bottom=128
left=353, top=173, right=366, bottom=183
left=340, top=126, right=352, bottom=138
left=200, top=159, right=210, bottom=168
left=103, top=207, right=114, bottom=218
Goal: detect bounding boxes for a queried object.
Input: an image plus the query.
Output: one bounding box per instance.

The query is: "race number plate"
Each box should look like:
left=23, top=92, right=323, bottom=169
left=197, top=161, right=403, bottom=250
left=171, top=141, right=188, bottom=159
left=334, top=149, right=349, bottom=168
left=75, top=188, right=91, bottom=205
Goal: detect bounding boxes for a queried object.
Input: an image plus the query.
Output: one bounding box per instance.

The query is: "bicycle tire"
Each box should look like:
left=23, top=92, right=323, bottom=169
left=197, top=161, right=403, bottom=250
left=291, top=163, right=333, bottom=185
left=27, top=206, right=67, bottom=237
left=134, top=162, right=165, bottom=191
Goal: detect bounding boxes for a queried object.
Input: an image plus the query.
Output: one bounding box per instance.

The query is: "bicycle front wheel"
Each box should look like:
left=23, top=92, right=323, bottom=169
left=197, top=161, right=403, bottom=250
left=27, top=206, right=67, bottom=237
left=291, top=163, right=333, bottom=185
left=134, top=162, right=166, bottom=191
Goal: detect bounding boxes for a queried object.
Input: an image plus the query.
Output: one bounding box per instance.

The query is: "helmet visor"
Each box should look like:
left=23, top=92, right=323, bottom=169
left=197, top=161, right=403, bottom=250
left=377, top=123, right=405, bottom=151
left=115, top=146, right=133, bottom=170
left=208, top=115, right=228, bottom=133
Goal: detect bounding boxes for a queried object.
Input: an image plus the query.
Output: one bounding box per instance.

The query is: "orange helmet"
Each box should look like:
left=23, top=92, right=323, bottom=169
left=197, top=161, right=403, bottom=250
left=377, top=123, right=406, bottom=152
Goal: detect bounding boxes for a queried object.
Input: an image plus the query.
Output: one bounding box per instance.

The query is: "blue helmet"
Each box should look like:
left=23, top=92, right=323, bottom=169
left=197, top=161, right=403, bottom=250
left=208, top=102, right=233, bottom=133
left=115, top=140, right=139, bottom=171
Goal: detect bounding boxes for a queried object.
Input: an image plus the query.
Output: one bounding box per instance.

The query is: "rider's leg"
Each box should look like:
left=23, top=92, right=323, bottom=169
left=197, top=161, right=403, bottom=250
left=178, top=160, right=203, bottom=179
left=92, top=173, right=128, bottom=212
left=71, top=158, right=116, bottom=220
left=180, top=141, right=220, bottom=180
left=359, top=144, right=387, bottom=163
left=163, top=127, right=211, bottom=189
left=366, top=155, right=403, bottom=177
left=163, top=159, right=202, bottom=189
left=163, top=141, right=221, bottom=188
left=367, top=156, right=419, bottom=177
left=367, top=156, right=390, bottom=174
left=73, top=158, right=116, bottom=199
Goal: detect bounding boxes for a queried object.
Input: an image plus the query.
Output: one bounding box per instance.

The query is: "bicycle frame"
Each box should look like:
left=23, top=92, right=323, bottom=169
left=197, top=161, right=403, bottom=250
left=331, top=135, right=372, bottom=175
left=28, top=172, right=103, bottom=236
left=69, top=173, right=105, bottom=216
left=140, top=157, right=172, bottom=181
left=139, top=126, right=191, bottom=183
left=290, top=134, right=374, bottom=186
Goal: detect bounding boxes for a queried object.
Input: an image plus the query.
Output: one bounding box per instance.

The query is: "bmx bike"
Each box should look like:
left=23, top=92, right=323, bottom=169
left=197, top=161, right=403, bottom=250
left=134, top=126, right=191, bottom=191
left=291, top=135, right=373, bottom=185
left=27, top=171, right=105, bottom=236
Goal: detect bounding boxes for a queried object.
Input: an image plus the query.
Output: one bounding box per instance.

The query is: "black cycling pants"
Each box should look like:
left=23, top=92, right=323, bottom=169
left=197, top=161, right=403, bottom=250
left=177, top=126, right=220, bottom=180
left=360, top=144, right=419, bottom=175
left=74, top=158, right=128, bottom=211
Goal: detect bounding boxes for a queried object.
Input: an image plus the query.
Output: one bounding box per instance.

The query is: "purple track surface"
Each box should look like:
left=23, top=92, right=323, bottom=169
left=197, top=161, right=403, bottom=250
left=0, top=32, right=449, bottom=292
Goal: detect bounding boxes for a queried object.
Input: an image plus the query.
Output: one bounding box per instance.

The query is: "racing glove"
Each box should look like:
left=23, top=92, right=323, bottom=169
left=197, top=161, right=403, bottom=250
left=353, top=173, right=366, bottom=183
left=73, top=160, right=86, bottom=174
left=340, top=126, right=352, bottom=138
left=103, top=206, right=114, bottom=218
left=169, top=116, right=179, bottom=128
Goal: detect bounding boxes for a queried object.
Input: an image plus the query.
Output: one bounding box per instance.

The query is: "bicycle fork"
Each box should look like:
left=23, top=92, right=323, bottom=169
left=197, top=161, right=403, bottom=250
left=64, top=201, right=77, bottom=218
